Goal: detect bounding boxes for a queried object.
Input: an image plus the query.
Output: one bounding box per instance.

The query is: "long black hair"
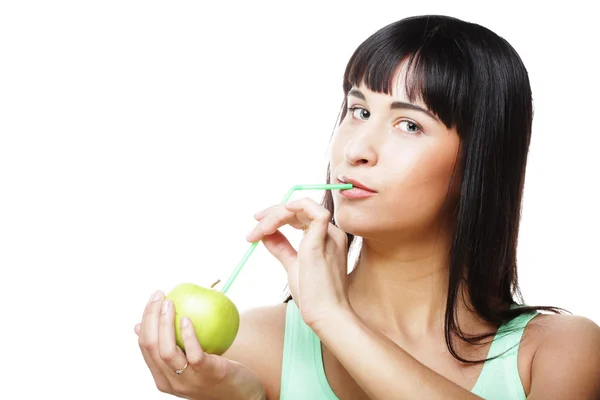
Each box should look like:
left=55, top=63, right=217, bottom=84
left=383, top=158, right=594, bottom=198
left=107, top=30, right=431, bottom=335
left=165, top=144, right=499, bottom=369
left=283, top=15, right=563, bottom=363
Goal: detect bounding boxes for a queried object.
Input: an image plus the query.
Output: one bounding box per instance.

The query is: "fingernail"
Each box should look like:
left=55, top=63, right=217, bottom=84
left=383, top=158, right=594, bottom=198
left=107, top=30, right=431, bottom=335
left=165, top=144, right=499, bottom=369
left=149, top=290, right=163, bottom=302
left=181, top=317, right=190, bottom=328
left=246, top=229, right=254, bottom=241
left=161, top=299, right=171, bottom=314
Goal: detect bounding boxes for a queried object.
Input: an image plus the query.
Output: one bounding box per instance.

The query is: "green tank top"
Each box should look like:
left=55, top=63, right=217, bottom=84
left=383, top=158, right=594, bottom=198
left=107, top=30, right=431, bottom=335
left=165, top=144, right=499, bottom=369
left=280, top=300, right=538, bottom=399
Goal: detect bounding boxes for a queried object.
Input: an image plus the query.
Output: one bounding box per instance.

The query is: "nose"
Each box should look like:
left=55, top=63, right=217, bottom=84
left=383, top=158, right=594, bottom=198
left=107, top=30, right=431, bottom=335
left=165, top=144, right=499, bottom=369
left=343, top=120, right=380, bottom=166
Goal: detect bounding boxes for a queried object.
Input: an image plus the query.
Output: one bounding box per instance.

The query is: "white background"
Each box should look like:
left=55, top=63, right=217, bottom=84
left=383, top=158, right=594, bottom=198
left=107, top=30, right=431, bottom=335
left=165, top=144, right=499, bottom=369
left=1, top=1, right=598, bottom=399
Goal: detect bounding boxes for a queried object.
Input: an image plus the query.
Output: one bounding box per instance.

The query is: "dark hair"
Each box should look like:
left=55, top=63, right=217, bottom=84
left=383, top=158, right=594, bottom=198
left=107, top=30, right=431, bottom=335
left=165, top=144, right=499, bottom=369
left=283, top=15, right=564, bottom=363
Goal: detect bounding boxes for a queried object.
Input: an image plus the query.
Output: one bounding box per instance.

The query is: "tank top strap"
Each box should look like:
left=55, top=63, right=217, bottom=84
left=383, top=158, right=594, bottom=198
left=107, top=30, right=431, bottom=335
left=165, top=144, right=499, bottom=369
left=491, top=309, right=539, bottom=355
left=280, top=300, right=339, bottom=399
left=470, top=308, right=539, bottom=399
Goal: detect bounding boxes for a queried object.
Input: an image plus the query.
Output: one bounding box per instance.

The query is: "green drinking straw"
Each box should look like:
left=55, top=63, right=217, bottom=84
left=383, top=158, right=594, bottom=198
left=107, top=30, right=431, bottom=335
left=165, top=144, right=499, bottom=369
left=220, top=183, right=353, bottom=293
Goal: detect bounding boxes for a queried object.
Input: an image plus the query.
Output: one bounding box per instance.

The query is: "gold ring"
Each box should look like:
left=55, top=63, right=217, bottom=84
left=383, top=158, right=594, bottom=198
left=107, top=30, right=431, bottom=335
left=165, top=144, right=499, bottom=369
left=301, top=224, right=308, bottom=231
left=175, top=362, right=188, bottom=375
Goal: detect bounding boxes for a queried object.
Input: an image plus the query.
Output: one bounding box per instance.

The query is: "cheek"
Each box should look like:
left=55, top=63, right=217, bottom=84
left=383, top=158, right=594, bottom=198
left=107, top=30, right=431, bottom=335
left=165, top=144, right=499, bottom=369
left=414, top=147, right=457, bottom=189
left=376, top=138, right=460, bottom=228
left=388, top=137, right=455, bottom=182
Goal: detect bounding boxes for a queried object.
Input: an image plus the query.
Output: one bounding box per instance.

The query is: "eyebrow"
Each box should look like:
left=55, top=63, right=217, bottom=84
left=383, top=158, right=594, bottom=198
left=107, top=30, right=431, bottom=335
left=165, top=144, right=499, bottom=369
left=348, top=89, right=439, bottom=122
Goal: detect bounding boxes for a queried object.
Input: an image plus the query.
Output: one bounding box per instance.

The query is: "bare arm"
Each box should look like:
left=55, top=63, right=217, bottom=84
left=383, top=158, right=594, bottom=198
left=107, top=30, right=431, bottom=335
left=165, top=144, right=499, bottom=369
left=313, top=308, right=483, bottom=400
left=527, top=315, right=600, bottom=399
left=222, top=304, right=286, bottom=400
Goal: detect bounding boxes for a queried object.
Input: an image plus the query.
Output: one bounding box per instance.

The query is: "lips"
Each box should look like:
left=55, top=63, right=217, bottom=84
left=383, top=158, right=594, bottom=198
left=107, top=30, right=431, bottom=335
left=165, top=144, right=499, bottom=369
left=337, top=175, right=377, bottom=192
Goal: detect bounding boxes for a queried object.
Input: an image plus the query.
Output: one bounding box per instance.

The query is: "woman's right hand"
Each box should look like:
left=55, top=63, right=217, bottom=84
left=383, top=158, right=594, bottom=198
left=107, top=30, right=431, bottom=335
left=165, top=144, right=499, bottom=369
left=134, top=290, right=266, bottom=400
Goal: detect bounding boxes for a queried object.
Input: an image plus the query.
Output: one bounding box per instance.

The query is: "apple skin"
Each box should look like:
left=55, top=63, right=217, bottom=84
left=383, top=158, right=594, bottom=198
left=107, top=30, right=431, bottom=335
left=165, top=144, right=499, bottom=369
left=166, top=282, right=240, bottom=356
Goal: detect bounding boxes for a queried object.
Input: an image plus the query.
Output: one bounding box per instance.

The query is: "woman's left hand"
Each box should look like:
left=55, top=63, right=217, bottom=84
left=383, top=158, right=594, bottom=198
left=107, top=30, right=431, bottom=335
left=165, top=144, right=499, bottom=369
left=246, top=197, right=351, bottom=332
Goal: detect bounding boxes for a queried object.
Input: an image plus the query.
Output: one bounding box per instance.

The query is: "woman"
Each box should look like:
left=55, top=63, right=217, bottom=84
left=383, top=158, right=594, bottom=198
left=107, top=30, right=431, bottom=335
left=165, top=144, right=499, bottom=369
left=134, top=15, right=600, bottom=399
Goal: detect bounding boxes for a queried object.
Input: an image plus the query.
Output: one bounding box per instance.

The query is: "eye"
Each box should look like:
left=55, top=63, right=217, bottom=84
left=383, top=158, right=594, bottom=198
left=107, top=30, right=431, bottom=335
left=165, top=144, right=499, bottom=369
left=395, top=119, right=423, bottom=135
left=347, top=106, right=370, bottom=120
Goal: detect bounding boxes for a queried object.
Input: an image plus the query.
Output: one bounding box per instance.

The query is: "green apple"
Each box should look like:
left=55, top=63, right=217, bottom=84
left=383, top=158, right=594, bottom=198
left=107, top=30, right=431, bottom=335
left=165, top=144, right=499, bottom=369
left=166, top=282, right=240, bottom=356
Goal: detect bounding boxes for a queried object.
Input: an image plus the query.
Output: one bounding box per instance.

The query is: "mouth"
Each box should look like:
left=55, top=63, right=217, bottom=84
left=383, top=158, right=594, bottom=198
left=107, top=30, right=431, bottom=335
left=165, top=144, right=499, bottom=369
left=337, top=175, right=377, bottom=193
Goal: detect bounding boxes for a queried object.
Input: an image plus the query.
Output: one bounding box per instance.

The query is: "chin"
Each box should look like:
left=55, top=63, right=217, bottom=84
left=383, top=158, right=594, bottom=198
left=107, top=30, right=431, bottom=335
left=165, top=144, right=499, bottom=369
left=334, top=209, right=378, bottom=238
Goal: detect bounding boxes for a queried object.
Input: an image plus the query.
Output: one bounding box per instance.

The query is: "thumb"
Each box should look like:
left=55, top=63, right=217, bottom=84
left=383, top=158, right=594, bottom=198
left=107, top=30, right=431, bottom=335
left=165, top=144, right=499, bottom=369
left=261, top=230, right=297, bottom=272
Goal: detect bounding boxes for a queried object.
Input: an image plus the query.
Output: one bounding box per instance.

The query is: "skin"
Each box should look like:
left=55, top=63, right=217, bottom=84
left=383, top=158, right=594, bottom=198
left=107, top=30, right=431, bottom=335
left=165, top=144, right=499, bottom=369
left=135, top=68, right=600, bottom=399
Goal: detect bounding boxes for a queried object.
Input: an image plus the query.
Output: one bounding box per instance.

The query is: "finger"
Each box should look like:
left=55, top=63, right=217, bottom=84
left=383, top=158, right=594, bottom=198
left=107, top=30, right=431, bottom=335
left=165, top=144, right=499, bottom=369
left=138, top=291, right=172, bottom=392
left=261, top=229, right=298, bottom=272
left=158, top=299, right=188, bottom=372
left=285, top=198, right=331, bottom=249
left=246, top=206, right=303, bottom=242
left=139, top=291, right=164, bottom=350
left=134, top=323, right=141, bottom=336
left=139, top=291, right=171, bottom=378
left=179, top=317, right=204, bottom=360
left=180, top=317, right=228, bottom=381
left=327, top=221, right=349, bottom=250
left=253, top=205, right=278, bottom=220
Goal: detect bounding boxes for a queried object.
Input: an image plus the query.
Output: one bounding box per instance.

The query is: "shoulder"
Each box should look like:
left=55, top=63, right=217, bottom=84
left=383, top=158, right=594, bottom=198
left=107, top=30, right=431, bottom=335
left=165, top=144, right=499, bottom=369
left=524, top=313, right=600, bottom=399
left=525, top=312, right=600, bottom=347
left=526, top=312, right=600, bottom=334
left=222, top=302, right=288, bottom=399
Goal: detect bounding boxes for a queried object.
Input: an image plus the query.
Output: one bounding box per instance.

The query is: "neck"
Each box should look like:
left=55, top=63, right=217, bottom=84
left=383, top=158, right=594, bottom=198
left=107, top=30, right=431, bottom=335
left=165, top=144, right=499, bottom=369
left=347, top=226, right=480, bottom=340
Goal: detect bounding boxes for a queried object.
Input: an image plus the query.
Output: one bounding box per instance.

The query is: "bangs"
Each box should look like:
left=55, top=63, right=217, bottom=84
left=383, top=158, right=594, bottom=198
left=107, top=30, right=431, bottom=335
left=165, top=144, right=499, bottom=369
left=342, top=17, right=473, bottom=131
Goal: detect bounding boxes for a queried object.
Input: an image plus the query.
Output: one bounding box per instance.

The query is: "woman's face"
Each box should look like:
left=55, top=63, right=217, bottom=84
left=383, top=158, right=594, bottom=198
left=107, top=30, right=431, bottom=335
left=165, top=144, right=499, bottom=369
left=330, top=71, right=461, bottom=242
